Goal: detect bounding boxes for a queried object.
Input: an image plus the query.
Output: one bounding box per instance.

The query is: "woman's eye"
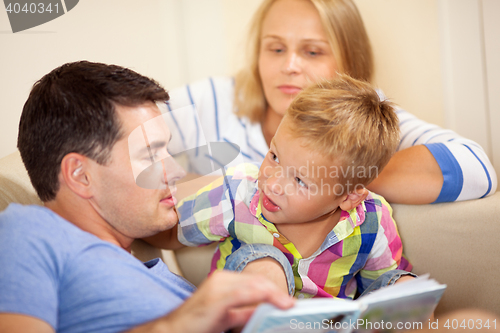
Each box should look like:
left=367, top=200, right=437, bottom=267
left=305, top=48, right=323, bottom=57
left=295, top=177, right=307, bottom=188
left=264, top=43, right=285, bottom=54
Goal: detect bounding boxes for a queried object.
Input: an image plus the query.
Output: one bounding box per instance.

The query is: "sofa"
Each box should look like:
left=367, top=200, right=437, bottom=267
left=1, top=150, right=499, bottom=316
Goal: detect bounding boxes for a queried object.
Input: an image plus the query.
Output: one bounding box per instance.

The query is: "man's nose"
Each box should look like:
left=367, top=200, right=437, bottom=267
left=163, top=156, right=186, bottom=187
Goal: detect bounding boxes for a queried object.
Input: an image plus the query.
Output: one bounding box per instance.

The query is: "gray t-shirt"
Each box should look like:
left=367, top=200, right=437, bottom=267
left=0, top=204, right=194, bottom=333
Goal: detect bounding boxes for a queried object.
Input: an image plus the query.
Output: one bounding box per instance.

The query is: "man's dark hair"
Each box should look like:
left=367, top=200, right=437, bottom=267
left=17, top=61, right=169, bottom=202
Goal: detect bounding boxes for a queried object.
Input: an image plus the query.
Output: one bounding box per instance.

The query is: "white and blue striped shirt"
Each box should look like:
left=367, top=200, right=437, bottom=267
left=166, top=76, right=496, bottom=203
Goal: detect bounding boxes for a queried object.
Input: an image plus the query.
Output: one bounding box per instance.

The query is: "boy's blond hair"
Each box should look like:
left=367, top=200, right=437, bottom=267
left=286, top=75, right=399, bottom=193
left=234, top=0, right=373, bottom=123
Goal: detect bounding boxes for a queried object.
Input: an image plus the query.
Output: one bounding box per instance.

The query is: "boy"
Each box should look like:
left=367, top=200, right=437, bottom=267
left=175, top=75, right=412, bottom=299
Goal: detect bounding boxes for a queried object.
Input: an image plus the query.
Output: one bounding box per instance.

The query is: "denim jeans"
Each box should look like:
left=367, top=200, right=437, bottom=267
left=224, top=243, right=416, bottom=298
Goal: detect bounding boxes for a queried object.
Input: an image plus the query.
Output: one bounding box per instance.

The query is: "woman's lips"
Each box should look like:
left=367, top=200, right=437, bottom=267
left=262, top=193, right=281, bottom=212
left=278, top=85, right=302, bottom=95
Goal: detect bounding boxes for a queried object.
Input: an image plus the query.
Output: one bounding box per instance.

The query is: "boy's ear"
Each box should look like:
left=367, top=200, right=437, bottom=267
left=60, top=153, right=93, bottom=199
left=339, top=186, right=369, bottom=211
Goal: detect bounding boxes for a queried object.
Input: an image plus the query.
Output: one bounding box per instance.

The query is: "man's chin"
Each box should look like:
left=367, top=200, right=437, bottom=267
left=159, top=210, right=180, bottom=229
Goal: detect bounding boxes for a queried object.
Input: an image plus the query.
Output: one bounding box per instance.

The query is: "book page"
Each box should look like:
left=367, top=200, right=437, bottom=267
left=242, top=299, right=361, bottom=333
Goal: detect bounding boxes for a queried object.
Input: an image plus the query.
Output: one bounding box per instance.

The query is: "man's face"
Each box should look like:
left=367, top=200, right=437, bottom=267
left=89, top=102, right=185, bottom=242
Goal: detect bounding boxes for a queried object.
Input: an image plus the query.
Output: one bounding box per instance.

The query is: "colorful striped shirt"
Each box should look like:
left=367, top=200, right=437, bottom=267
left=177, top=164, right=412, bottom=299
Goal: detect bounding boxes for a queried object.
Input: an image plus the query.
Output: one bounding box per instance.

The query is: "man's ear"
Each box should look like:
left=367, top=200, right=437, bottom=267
left=339, top=186, right=369, bottom=211
left=60, top=153, right=93, bottom=199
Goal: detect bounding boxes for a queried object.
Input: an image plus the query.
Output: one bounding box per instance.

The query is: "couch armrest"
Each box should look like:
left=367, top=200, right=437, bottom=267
left=393, top=192, right=500, bottom=315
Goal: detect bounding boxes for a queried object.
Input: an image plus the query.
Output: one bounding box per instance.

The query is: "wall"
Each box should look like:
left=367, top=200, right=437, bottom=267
left=0, top=0, right=498, bottom=185
left=0, top=0, right=180, bottom=158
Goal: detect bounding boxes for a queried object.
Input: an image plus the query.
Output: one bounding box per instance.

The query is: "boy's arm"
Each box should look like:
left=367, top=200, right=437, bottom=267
left=144, top=164, right=259, bottom=249
left=142, top=173, right=221, bottom=250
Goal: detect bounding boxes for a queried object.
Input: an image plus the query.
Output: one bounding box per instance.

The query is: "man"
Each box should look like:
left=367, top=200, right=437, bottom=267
left=0, top=61, right=293, bottom=333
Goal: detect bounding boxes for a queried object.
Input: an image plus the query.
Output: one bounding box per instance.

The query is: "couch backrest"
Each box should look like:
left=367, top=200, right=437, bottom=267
left=0, top=151, right=42, bottom=210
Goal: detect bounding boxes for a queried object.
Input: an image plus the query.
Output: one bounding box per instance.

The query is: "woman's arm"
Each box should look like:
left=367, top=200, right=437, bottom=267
left=368, top=107, right=497, bottom=204
left=367, top=145, right=443, bottom=204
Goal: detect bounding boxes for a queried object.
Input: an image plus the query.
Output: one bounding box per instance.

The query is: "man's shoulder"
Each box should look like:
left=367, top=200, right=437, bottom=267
left=0, top=203, right=113, bottom=257
left=1, top=203, right=65, bottom=233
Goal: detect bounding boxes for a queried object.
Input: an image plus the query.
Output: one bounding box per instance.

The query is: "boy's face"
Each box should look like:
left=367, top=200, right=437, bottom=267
left=258, top=116, right=344, bottom=225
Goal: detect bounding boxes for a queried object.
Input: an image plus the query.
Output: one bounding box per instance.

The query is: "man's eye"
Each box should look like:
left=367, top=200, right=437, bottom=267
left=295, top=177, right=307, bottom=188
left=143, top=155, right=155, bottom=163
left=270, top=151, right=279, bottom=164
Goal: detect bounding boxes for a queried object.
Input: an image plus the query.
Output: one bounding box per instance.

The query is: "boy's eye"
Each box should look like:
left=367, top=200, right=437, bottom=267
left=270, top=151, right=279, bottom=164
left=295, top=177, right=307, bottom=188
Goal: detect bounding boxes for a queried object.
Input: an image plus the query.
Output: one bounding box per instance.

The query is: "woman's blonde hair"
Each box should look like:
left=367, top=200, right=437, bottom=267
left=234, top=0, right=374, bottom=123
left=286, top=74, right=399, bottom=191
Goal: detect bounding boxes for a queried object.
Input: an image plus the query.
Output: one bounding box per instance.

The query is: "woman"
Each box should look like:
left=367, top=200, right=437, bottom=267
left=165, top=0, right=496, bottom=204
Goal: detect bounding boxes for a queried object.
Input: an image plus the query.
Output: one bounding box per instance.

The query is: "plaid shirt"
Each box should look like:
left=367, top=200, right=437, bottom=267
left=177, top=164, right=412, bottom=299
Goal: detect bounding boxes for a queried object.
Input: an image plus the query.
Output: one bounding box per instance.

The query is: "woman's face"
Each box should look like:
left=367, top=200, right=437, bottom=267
left=258, top=0, right=338, bottom=116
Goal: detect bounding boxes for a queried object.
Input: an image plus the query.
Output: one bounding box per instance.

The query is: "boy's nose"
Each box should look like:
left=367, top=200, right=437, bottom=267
left=265, top=174, right=284, bottom=196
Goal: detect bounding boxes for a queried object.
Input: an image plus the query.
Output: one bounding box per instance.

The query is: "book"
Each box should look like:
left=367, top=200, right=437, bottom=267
left=242, top=274, right=446, bottom=333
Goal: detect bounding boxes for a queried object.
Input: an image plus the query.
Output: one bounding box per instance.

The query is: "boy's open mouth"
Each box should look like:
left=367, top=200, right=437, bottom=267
left=262, top=193, right=281, bottom=213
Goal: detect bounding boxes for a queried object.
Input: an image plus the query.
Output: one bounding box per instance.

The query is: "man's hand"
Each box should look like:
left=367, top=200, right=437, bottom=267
left=128, top=270, right=295, bottom=333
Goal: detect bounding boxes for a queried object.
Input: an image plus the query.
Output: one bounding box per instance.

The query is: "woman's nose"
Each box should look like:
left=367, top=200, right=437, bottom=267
left=281, top=52, right=301, bottom=75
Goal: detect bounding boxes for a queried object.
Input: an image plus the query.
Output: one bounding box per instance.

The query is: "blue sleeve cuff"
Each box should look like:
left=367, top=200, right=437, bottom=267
left=424, top=143, right=463, bottom=203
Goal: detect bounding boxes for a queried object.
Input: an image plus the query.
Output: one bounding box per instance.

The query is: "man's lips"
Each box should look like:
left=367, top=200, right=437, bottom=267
left=160, top=190, right=177, bottom=206
left=278, top=85, right=302, bottom=95
left=262, top=193, right=281, bottom=213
